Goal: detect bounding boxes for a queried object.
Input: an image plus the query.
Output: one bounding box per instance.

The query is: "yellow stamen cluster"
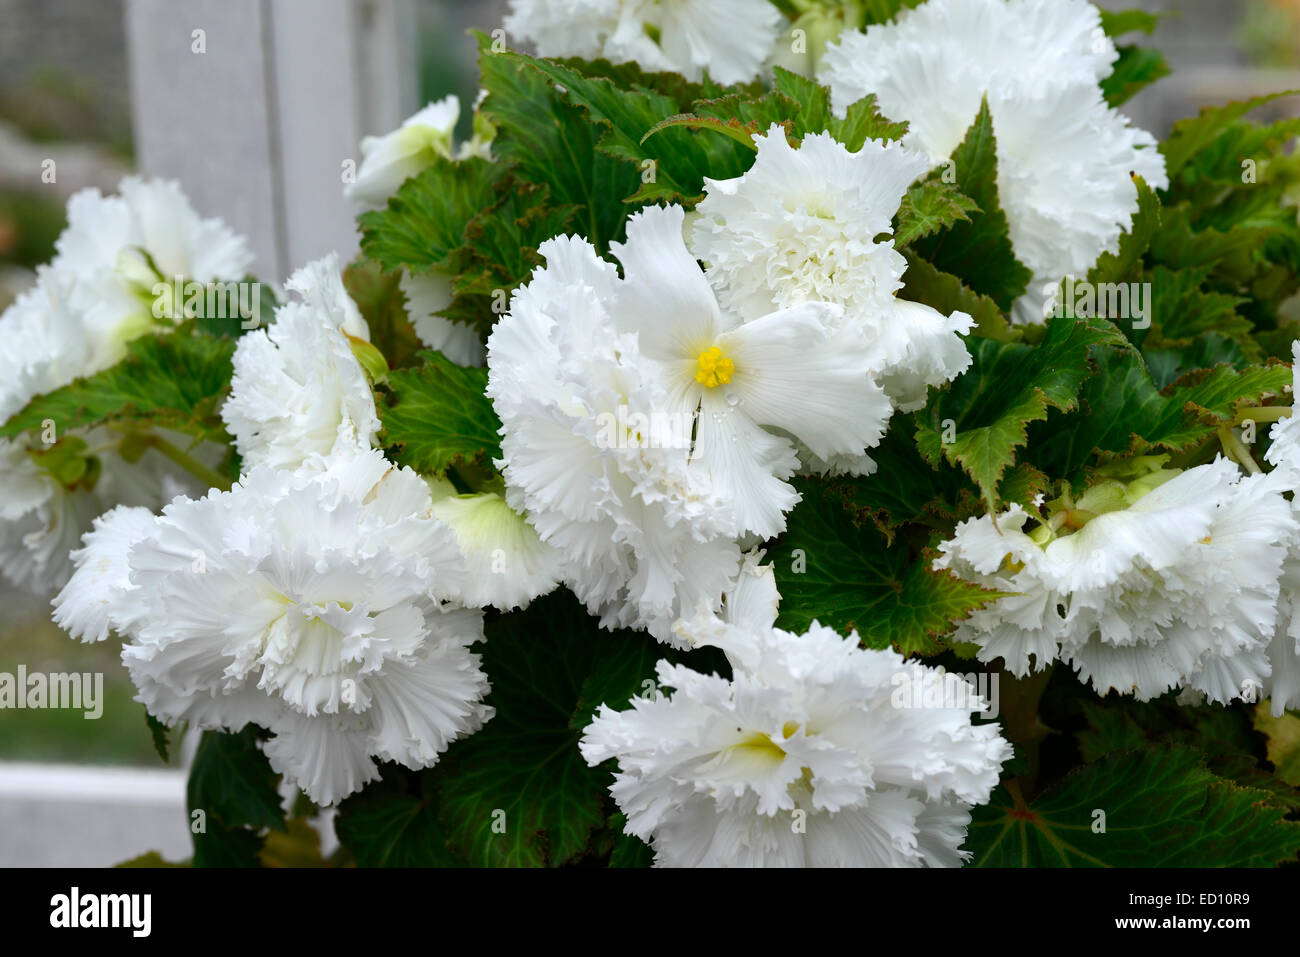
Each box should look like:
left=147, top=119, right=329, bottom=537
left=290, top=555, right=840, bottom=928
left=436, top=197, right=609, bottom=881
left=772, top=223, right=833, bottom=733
left=695, top=346, right=735, bottom=388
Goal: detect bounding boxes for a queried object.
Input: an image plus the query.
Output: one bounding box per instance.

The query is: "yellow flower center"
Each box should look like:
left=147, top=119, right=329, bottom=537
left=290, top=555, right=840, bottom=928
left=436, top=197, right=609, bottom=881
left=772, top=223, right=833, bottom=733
left=695, top=346, right=735, bottom=388
left=732, top=732, right=786, bottom=763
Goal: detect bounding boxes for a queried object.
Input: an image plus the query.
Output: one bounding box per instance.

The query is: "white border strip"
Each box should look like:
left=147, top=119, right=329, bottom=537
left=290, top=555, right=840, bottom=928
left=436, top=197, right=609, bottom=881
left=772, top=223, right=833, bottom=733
left=0, top=762, right=187, bottom=805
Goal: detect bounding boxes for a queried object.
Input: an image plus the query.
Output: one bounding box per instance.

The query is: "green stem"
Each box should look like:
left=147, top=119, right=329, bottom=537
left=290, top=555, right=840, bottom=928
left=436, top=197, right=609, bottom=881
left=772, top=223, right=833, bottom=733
left=146, top=434, right=233, bottom=492
left=1234, top=404, right=1292, bottom=425
left=1218, top=425, right=1261, bottom=475
left=998, top=664, right=1055, bottom=797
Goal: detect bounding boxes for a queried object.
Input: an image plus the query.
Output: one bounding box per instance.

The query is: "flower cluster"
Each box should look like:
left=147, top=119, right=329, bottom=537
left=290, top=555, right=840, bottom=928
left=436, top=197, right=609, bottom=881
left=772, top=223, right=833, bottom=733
left=487, top=187, right=969, bottom=640
left=20, top=0, right=1298, bottom=870
left=53, top=252, right=555, bottom=804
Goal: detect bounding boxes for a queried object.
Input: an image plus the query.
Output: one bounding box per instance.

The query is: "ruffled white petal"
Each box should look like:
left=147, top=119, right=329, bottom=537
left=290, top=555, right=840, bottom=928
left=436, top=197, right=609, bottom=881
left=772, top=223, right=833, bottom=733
left=400, top=269, right=484, bottom=366
left=51, top=505, right=157, bottom=643
left=221, top=253, right=380, bottom=473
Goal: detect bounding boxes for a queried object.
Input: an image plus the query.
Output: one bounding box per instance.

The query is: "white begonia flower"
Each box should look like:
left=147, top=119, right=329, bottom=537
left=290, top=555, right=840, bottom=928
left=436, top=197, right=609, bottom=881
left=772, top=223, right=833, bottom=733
left=0, top=264, right=221, bottom=595
left=579, top=563, right=1011, bottom=867
left=935, top=459, right=1295, bottom=703
left=425, top=476, right=564, bottom=611
left=222, top=254, right=381, bottom=474
left=53, top=449, right=493, bottom=806
left=819, top=0, right=1168, bottom=325
left=0, top=178, right=251, bottom=426
left=691, top=126, right=974, bottom=415
left=344, top=97, right=461, bottom=210
left=488, top=206, right=891, bottom=639
left=611, top=204, right=891, bottom=537
left=487, top=231, right=744, bottom=643
left=52, top=176, right=254, bottom=371
left=505, top=0, right=782, bottom=85
left=400, top=269, right=485, bottom=367
left=0, top=277, right=94, bottom=591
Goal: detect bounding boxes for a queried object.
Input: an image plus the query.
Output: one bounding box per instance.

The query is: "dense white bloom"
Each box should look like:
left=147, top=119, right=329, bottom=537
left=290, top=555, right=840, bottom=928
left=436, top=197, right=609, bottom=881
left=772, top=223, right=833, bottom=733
left=819, top=0, right=1168, bottom=324
left=53, top=450, right=493, bottom=805
left=825, top=0, right=1118, bottom=108
left=694, top=129, right=928, bottom=320
left=488, top=230, right=743, bottom=642
left=400, top=270, right=485, bottom=367
left=0, top=177, right=252, bottom=424
left=344, top=97, right=461, bottom=210
left=0, top=278, right=98, bottom=591
left=426, top=478, right=564, bottom=611
left=222, top=254, right=380, bottom=473
left=692, top=126, right=973, bottom=414
left=488, top=206, right=889, bottom=639
left=51, top=176, right=254, bottom=370
left=505, top=0, right=782, bottom=85
left=935, top=459, right=1295, bottom=703
left=580, top=561, right=1011, bottom=866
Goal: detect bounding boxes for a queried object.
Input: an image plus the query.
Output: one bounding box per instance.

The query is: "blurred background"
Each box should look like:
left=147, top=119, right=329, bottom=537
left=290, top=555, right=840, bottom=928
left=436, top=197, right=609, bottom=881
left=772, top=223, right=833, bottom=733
left=0, top=0, right=1295, bottom=864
